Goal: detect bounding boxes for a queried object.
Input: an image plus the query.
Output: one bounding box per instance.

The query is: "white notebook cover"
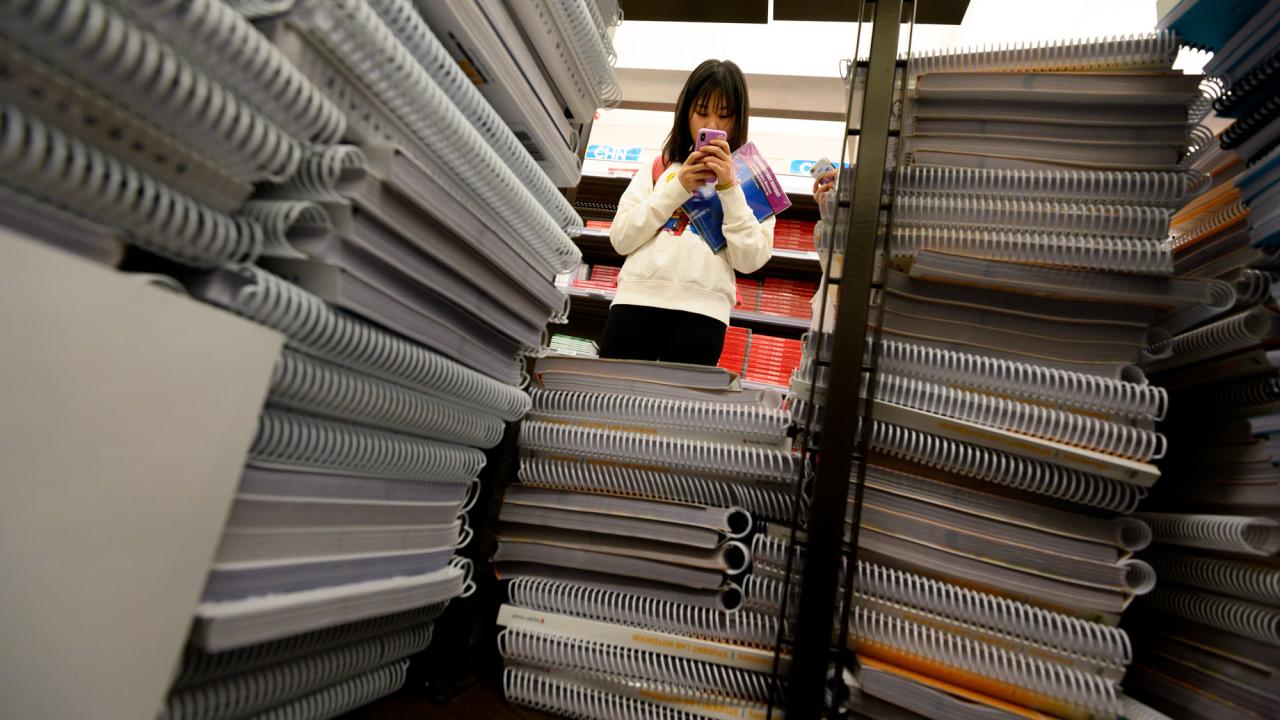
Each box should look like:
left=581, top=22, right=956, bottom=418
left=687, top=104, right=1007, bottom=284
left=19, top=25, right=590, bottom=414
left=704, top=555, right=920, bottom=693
left=0, top=232, right=282, bottom=720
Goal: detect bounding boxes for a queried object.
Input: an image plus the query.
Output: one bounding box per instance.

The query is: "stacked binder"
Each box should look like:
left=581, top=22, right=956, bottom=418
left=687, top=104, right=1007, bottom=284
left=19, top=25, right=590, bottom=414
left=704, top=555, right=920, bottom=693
left=496, top=355, right=800, bottom=718
left=784, top=31, right=1225, bottom=719
left=1121, top=6, right=1280, bottom=718
left=0, top=0, right=619, bottom=717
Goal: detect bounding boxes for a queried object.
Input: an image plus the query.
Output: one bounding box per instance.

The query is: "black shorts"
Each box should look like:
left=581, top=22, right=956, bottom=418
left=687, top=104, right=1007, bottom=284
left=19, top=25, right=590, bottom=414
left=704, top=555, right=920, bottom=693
left=598, top=304, right=727, bottom=366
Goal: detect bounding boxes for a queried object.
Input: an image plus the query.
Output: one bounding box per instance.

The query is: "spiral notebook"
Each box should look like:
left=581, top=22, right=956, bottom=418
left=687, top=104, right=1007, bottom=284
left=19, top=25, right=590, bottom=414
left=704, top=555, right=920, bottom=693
left=0, top=188, right=122, bottom=267
left=500, top=626, right=771, bottom=706
left=0, top=102, right=261, bottom=269
left=409, top=0, right=581, bottom=187
left=247, top=659, right=408, bottom=720
left=275, top=0, right=580, bottom=275
left=367, top=0, right=580, bottom=228
left=162, top=624, right=432, bottom=720
left=517, top=455, right=799, bottom=525
left=261, top=255, right=526, bottom=384
left=0, top=0, right=307, bottom=188
left=504, top=577, right=780, bottom=651
left=520, top=420, right=799, bottom=484
left=528, top=387, right=791, bottom=446
left=498, top=562, right=744, bottom=612
left=193, top=560, right=469, bottom=652
left=188, top=265, right=532, bottom=422
left=502, top=0, right=621, bottom=125
left=907, top=32, right=1180, bottom=75
left=256, top=149, right=565, bottom=346
left=502, top=485, right=753, bottom=542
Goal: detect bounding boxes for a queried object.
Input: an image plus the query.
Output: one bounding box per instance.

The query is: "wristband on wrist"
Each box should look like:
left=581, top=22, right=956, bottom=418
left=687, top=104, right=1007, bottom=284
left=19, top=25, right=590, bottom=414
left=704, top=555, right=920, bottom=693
left=715, top=180, right=734, bottom=191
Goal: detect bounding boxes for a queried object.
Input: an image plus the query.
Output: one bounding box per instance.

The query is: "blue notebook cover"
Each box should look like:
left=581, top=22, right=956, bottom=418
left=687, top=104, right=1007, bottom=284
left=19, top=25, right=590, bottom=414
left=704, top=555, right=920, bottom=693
left=682, top=142, right=791, bottom=253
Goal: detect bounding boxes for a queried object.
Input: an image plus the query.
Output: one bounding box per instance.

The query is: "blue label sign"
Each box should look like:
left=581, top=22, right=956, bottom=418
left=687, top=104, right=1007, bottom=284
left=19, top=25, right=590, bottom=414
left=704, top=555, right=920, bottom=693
left=586, top=144, right=643, bottom=162
left=790, top=159, right=818, bottom=174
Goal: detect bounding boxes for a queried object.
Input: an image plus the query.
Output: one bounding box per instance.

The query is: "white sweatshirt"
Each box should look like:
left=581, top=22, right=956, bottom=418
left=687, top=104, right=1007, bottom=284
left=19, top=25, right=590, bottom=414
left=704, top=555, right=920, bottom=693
left=608, top=157, right=775, bottom=324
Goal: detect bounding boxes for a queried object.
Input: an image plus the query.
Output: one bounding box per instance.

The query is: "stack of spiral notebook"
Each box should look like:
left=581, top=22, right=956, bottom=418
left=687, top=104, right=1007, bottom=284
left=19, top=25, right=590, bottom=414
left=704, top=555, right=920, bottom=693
left=1120, top=5, right=1280, bottom=718
left=782, top=31, right=1228, bottom=720
left=0, top=0, right=619, bottom=717
left=496, top=355, right=800, bottom=718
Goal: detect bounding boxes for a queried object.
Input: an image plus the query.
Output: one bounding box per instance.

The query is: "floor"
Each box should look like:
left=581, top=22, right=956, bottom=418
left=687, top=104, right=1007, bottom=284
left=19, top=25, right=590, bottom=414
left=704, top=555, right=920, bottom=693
left=341, top=681, right=556, bottom=719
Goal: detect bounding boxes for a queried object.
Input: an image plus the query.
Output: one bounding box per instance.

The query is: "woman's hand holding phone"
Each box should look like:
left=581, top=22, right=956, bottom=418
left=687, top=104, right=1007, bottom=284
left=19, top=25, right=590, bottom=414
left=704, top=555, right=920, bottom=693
left=700, top=139, right=735, bottom=188
left=677, top=153, right=715, bottom=192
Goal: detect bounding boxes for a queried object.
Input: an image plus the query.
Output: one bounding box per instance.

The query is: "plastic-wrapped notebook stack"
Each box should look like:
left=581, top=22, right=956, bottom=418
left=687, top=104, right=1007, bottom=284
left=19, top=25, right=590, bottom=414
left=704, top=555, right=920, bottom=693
left=495, top=354, right=800, bottom=718
left=783, top=31, right=1237, bottom=720
left=1121, top=4, right=1280, bottom=718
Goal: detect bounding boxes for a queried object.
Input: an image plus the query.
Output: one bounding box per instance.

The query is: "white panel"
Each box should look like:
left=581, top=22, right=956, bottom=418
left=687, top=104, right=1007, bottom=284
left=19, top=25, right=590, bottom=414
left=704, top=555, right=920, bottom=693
left=0, top=233, right=283, bottom=720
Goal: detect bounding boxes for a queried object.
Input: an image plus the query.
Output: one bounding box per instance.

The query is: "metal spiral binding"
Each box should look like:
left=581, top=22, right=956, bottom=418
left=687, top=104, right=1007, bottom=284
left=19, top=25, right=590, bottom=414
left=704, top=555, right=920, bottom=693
left=248, top=659, right=408, bottom=720
left=745, top=557, right=1131, bottom=668
left=888, top=226, right=1174, bottom=275
left=529, top=388, right=790, bottom=443
left=868, top=418, right=1146, bottom=512
left=1179, top=123, right=1220, bottom=171
left=174, top=607, right=441, bottom=689
left=0, top=103, right=262, bottom=267
left=250, top=409, right=485, bottom=483
left=292, top=0, right=581, bottom=273
left=1222, top=93, right=1280, bottom=150
left=1135, top=513, right=1280, bottom=556
left=545, top=0, right=623, bottom=108
left=498, top=627, right=773, bottom=704
left=876, top=338, right=1167, bottom=420
left=1170, top=198, right=1247, bottom=250
left=450, top=555, right=477, bottom=598
left=1175, top=375, right=1280, bottom=412
left=506, top=577, right=780, bottom=648
left=1153, top=278, right=1238, bottom=337
left=239, top=200, right=331, bottom=259
left=1189, top=78, right=1225, bottom=122
left=874, top=372, right=1166, bottom=460
left=1234, top=269, right=1275, bottom=306
left=365, top=0, right=583, bottom=232
left=1143, top=306, right=1279, bottom=373
left=520, top=421, right=798, bottom=484
left=118, top=0, right=345, bottom=144
left=225, top=0, right=296, bottom=20
left=1142, top=550, right=1280, bottom=606
left=258, top=145, right=367, bottom=203
left=163, top=625, right=431, bottom=720
left=896, top=193, right=1172, bottom=239
left=503, top=666, right=705, bottom=720
left=850, top=606, right=1121, bottom=718
left=907, top=31, right=1178, bottom=74
left=1141, top=585, right=1280, bottom=646
left=0, top=0, right=302, bottom=182
left=897, top=166, right=1192, bottom=208
left=205, top=266, right=531, bottom=421
left=267, top=349, right=505, bottom=448
left=517, top=457, right=804, bottom=524
left=750, top=534, right=799, bottom=575
left=1119, top=694, right=1175, bottom=720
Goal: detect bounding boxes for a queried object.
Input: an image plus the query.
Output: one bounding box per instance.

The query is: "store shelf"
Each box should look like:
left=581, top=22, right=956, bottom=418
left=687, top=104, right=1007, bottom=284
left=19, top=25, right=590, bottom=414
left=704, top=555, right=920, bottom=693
left=563, top=286, right=811, bottom=338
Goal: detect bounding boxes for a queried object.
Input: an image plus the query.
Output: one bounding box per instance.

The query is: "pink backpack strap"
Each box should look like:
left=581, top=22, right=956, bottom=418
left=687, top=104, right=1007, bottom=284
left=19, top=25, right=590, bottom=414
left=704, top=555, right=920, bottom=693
left=651, top=155, right=671, bottom=185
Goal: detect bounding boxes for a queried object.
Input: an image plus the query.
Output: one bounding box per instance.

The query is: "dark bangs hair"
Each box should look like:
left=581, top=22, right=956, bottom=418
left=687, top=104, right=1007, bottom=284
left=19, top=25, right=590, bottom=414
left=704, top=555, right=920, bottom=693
left=662, top=59, right=749, bottom=164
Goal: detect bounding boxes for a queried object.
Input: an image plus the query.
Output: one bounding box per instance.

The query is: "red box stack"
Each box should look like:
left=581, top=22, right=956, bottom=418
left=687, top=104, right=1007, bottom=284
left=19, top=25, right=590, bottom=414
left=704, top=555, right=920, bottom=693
left=758, top=277, right=815, bottom=320
left=735, top=278, right=762, bottom=311
left=772, top=219, right=817, bottom=253
left=589, top=265, right=620, bottom=285
left=745, top=334, right=804, bottom=388
left=717, top=325, right=750, bottom=376
left=571, top=264, right=618, bottom=293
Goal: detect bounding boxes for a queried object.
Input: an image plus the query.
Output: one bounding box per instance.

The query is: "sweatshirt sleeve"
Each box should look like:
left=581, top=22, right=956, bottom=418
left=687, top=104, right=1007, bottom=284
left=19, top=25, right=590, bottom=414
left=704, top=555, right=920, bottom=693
left=609, top=160, right=693, bottom=256
left=718, top=183, right=775, bottom=274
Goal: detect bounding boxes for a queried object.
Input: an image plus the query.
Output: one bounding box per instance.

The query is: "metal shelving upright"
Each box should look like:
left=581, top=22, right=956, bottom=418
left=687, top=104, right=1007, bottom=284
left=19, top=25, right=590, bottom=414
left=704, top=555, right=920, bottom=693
left=773, top=1, right=919, bottom=717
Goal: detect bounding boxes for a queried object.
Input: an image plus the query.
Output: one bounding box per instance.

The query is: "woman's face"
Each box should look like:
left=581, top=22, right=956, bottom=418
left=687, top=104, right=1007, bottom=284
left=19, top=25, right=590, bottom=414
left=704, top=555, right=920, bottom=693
left=688, top=92, right=734, bottom=144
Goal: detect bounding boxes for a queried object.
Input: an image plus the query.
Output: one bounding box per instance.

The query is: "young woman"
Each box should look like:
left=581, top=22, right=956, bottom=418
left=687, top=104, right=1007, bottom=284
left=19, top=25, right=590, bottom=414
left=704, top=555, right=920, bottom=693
left=601, top=59, right=774, bottom=365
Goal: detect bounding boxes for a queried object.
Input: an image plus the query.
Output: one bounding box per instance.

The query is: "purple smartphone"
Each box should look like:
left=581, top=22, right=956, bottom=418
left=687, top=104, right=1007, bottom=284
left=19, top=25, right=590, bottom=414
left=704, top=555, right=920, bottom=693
left=696, top=128, right=728, bottom=150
